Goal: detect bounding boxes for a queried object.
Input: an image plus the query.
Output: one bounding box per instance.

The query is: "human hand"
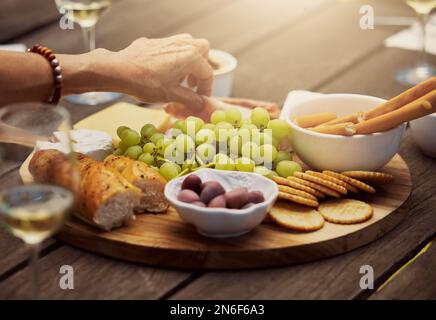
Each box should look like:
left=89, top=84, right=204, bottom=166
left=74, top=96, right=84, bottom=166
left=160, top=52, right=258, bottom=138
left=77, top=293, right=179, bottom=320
left=111, top=34, right=213, bottom=110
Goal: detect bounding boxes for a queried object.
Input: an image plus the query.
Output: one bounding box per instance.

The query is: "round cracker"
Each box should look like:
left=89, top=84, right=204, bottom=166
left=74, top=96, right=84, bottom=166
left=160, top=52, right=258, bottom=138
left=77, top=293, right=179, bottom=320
left=278, top=192, right=319, bottom=208
left=278, top=185, right=318, bottom=201
left=288, top=176, right=340, bottom=198
left=306, top=171, right=359, bottom=193
left=272, top=176, right=325, bottom=198
left=341, top=171, right=394, bottom=184
left=318, top=199, right=373, bottom=224
left=294, top=171, right=348, bottom=195
left=322, top=171, right=376, bottom=194
left=270, top=201, right=325, bottom=232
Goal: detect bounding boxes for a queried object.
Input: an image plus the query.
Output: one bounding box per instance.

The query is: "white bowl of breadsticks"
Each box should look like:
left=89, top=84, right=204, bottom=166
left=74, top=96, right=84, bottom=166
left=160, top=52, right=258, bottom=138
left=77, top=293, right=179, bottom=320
left=286, top=94, right=407, bottom=171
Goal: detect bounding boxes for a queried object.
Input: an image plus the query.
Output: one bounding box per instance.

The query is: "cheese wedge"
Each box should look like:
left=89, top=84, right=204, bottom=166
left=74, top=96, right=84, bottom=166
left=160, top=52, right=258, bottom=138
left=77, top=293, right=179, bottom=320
left=74, top=102, right=172, bottom=142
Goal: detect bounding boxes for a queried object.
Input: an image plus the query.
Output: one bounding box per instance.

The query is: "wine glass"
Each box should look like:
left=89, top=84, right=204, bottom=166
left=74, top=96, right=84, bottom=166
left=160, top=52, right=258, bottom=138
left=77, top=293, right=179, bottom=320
left=396, top=0, right=436, bottom=86
left=0, top=103, right=77, bottom=299
left=55, top=0, right=122, bottom=105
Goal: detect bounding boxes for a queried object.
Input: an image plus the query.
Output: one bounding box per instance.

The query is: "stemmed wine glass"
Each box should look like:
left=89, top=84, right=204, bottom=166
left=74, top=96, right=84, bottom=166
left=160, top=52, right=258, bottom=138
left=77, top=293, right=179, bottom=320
left=54, top=0, right=122, bottom=105
left=0, top=103, right=77, bottom=299
left=396, top=0, right=436, bottom=86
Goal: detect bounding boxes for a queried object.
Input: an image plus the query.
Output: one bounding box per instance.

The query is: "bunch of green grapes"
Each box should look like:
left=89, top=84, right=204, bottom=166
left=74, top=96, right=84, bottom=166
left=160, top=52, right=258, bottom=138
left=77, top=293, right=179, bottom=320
left=113, top=107, right=301, bottom=181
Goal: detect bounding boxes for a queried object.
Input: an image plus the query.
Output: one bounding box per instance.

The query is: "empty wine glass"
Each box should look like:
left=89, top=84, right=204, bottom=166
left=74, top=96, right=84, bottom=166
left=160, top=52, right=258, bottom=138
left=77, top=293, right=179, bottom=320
left=0, top=103, right=78, bottom=299
left=55, top=0, right=122, bottom=105
left=396, top=0, right=436, bottom=86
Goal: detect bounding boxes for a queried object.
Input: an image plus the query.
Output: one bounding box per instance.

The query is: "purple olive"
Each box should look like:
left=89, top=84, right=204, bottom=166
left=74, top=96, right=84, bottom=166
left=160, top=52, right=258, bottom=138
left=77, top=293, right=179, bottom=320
left=208, top=195, right=227, bottom=208
left=200, top=181, right=225, bottom=204
left=177, top=189, right=200, bottom=203
left=191, top=201, right=206, bottom=207
left=225, top=187, right=249, bottom=209
left=181, top=174, right=202, bottom=194
left=248, top=190, right=265, bottom=204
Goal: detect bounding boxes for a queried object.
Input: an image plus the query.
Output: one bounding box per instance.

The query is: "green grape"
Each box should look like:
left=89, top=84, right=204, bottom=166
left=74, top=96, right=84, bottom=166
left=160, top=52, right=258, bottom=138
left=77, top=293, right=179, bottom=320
left=213, top=154, right=235, bottom=171
left=272, top=137, right=279, bottom=148
left=185, top=116, right=204, bottom=134
left=270, top=170, right=279, bottom=177
left=241, top=141, right=261, bottom=164
left=124, top=145, right=143, bottom=160
left=117, top=126, right=130, bottom=139
left=118, top=140, right=128, bottom=152
left=254, top=166, right=273, bottom=178
left=196, top=143, right=216, bottom=164
left=155, top=139, right=166, bottom=156
left=142, top=142, right=156, bottom=154
left=225, top=108, right=242, bottom=127
left=274, top=151, right=292, bottom=166
left=260, top=144, right=278, bottom=164
left=202, top=123, right=215, bottom=131
left=113, top=148, right=124, bottom=156
left=163, top=142, right=184, bottom=164
left=171, top=120, right=185, bottom=137
left=251, top=107, right=270, bottom=130
left=150, top=132, right=165, bottom=145
left=235, top=157, right=255, bottom=172
left=276, top=160, right=302, bottom=178
left=267, top=119, right=292, bottom=142
left=182, top=158, right=198, bottom=171
left=240, top=119, right=251, bottom=126
left=259, top=131, right=274, bottom=145
left=195, top=128, right=216, bottom=145
left=159, top=162, right=180, bottom=181
left=211, top=110, right=226, bottom=124
left=120, top=129, right=141, bottom=146
left=175, top=134, right=195, bottom=154
left=140, top=124, right=157, bottom=140
left=228, top=135, right=242, bottom=157
left=214, top=122, right=234, bottom=142
left=240, top=123, right=258, bottom=132
left=138, top=153, right=155, bottom=165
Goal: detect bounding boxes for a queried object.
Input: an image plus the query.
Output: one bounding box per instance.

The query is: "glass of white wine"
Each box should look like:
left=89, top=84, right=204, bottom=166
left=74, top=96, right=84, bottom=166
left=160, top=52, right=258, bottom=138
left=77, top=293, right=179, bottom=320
left=396, top=0, right=436, bottom=85
left=0, top=103, right=77, bottom=299
left=55, top=0, right=122, bottom=105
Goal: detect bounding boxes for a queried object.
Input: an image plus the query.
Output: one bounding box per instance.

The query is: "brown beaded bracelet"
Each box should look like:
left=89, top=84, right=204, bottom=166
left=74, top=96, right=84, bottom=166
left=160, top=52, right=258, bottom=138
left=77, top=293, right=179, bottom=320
left=27, top=44, right=62, bottom=105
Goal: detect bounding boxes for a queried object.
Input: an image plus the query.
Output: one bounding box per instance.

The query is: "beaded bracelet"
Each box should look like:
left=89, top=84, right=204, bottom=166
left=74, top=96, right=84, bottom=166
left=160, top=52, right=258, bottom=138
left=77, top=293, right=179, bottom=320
left=27, top=44, right=62, bottom=104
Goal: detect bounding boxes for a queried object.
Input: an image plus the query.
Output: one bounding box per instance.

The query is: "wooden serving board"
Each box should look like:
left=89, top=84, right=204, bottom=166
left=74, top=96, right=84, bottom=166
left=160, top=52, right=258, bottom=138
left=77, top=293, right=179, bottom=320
left=55, top=154, right=412, bottom=270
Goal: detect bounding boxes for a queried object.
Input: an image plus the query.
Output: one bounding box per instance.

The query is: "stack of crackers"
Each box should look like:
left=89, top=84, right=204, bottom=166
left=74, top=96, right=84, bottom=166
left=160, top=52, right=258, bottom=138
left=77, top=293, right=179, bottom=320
left=270, top=170, right=394, bottom=232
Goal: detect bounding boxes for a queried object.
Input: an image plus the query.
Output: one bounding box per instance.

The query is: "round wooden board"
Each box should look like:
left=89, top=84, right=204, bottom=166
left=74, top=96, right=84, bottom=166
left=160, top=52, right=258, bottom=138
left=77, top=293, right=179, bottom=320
left=55, top=154, right=412, bottom=270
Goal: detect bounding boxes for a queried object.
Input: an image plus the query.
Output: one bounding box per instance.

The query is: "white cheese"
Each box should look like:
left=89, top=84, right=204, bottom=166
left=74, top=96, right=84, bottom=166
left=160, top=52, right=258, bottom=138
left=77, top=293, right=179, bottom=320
left=35, top=129, right=113, bottom=161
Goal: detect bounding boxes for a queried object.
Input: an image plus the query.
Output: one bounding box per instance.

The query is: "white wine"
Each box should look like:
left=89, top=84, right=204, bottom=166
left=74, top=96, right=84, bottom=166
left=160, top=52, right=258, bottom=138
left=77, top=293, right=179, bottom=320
left=0, top=185, right=74, bottom=244
left=55, top=0, right=112, bottom=28
left=405, top=0, right=436, bottom=15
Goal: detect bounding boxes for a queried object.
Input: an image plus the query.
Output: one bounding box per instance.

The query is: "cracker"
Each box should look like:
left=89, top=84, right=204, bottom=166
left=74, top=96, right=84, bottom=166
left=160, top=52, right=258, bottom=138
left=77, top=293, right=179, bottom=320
left=341, top=171, right=394, bottom=184
left=294, top=171, right=348, bottom=195
left=288, top=176, right=340, bottom=198
left=323, top=171, right=376, bottom=194
left=306, top=170, right=359, bottom=193
left=278, top=185, right=318, bottom=201
left=272, top=176, right=325, bottom=198
left=318, top=199, right=373, bottom=224
left=278, top=192, right=319, bottom=208
left=269, top=201, right=325, bottom=232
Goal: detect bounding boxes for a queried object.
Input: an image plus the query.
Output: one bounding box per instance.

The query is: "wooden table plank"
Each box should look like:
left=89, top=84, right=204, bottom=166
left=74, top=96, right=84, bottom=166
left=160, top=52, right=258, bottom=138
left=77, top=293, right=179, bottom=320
left=232, top=0, right=413, bottom=104
left=0, top=0, right=59, bottom=43
left=0, top=245, right=191, bottom=299
left=370, top=239, right=436, bottom=300
left=13, top=0, right=235, bottom=52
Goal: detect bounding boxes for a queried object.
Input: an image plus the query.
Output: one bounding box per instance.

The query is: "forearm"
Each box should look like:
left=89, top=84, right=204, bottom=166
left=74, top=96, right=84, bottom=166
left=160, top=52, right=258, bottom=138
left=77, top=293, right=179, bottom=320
left=0, top=49, right=119, bottom=105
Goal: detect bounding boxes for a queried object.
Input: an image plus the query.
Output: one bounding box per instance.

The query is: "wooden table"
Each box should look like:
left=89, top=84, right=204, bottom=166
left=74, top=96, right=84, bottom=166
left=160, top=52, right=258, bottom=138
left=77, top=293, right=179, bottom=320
left=0, top=0, right=435, bottom=299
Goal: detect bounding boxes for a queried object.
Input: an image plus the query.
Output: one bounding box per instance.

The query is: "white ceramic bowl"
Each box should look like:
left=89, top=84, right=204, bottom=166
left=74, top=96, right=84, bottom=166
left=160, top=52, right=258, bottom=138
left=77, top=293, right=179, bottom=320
left=285, top=94, right=406, bottom=171
left=164, top=168, right=278, bottom=238
left=410, top=113, right=436, bottom=158
left=209, top=49, right=237, bottom=97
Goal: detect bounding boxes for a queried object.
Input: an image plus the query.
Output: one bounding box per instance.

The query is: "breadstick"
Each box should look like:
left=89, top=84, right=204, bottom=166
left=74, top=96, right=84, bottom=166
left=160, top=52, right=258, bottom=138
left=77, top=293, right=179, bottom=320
left=309, top=122, right=356, bottom=136
left=294, top=112, right=337, bottom=128
left=365, top=76, right=436, bottom=119
left=356, top=92, right=436, bottom=134
left=319, top=112, right=366, bottom=126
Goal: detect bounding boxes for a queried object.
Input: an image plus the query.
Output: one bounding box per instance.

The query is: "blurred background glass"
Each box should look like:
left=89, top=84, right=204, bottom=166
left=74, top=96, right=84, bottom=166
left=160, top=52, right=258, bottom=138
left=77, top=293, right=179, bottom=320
left=55, top=0, right=122, bottom=105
